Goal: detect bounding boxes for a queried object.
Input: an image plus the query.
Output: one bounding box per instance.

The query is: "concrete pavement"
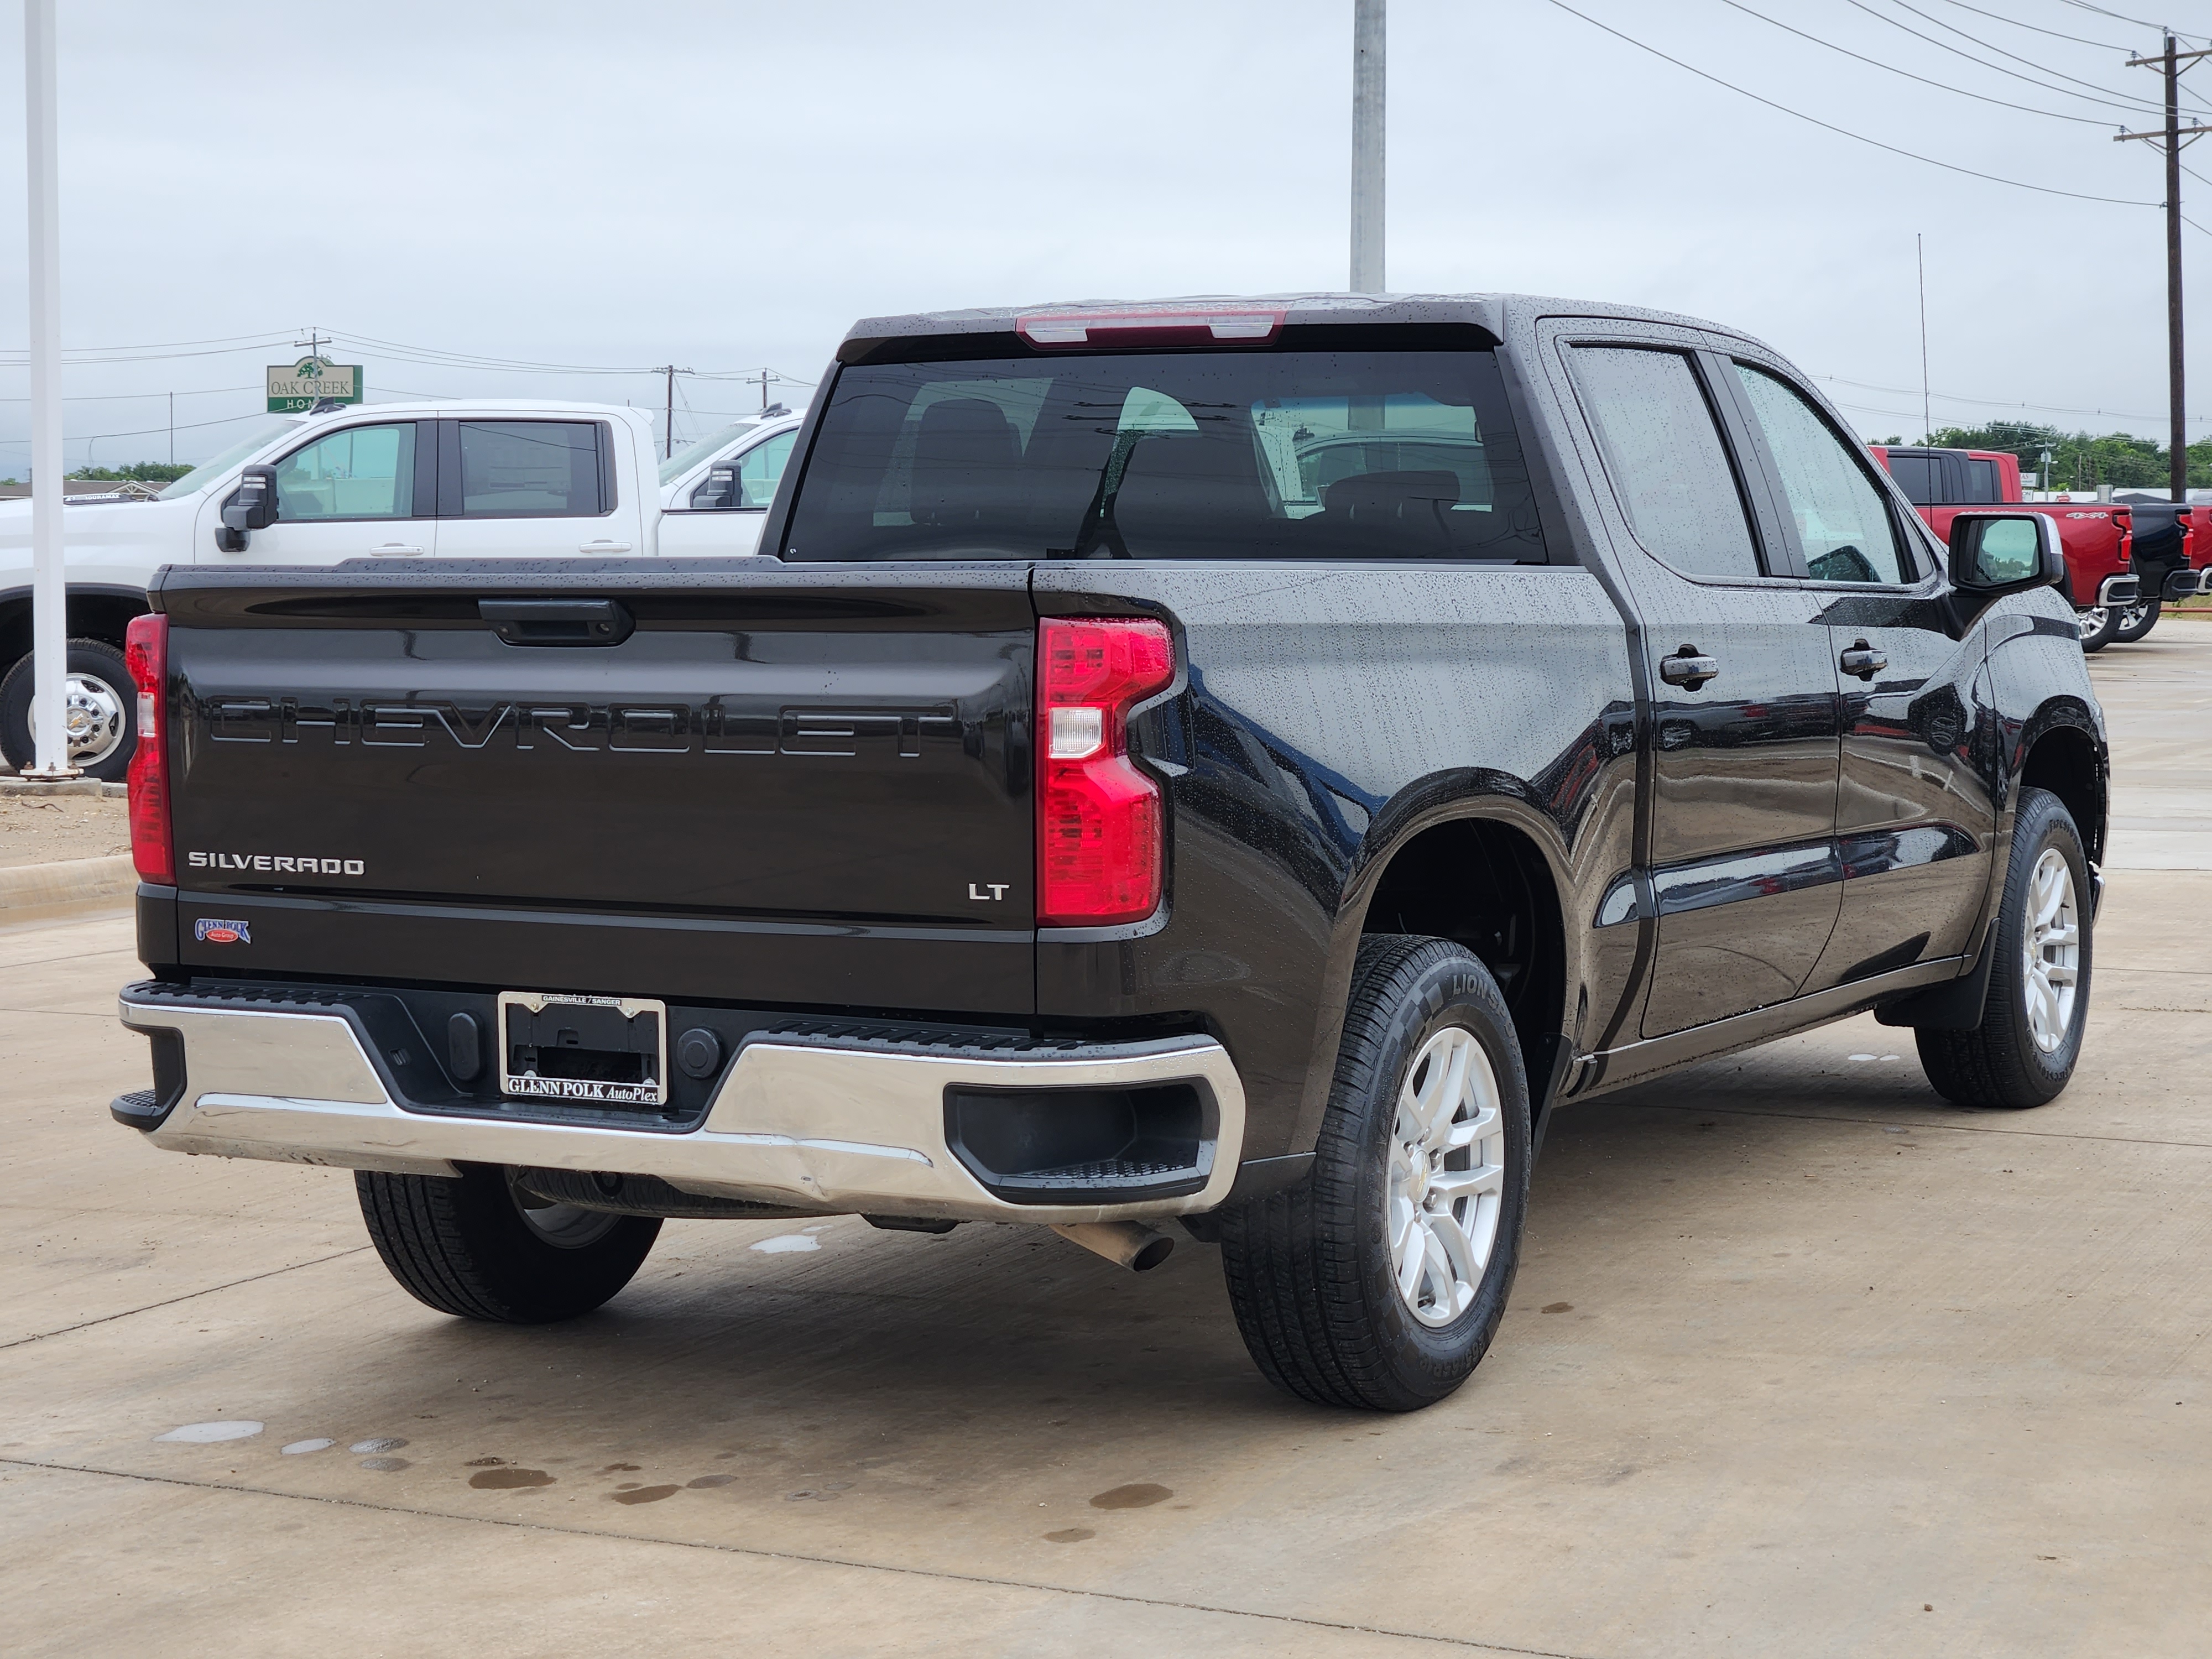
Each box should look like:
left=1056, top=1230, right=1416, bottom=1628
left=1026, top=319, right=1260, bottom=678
left=2, top=632, right=2208, bottom=1658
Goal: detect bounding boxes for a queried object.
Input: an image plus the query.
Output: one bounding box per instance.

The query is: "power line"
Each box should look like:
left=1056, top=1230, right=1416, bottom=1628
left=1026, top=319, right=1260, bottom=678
left=1811, top=371, right=2211, bottom=422
left=1540, top=0, right=2158, bottom=205
left=2052, top=1, right=2208, bottom=44
left=1837, top=0, right=2167, bottom=117
left=1927, top=0, right=2128, bottom=51
left=1714, top=0, right=2114, bottom=125
left=1880, top=0, right=2177, bottom=107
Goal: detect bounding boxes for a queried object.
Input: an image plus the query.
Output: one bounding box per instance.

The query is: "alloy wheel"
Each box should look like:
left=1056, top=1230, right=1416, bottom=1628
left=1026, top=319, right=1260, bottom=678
left=2020, top=848, right=2080, bottom=1054
left=1387, top=1026, right=1506, bottom=1326
left=62, top=672, right=126, bottom=767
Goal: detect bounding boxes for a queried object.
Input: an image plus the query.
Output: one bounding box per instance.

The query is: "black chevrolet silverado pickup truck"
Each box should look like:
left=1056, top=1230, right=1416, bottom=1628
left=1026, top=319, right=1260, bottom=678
left=111, top=294, right=2106, bottom=1411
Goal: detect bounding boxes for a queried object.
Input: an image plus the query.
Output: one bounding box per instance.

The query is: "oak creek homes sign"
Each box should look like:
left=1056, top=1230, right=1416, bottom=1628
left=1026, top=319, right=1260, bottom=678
left=265, top=356, right=363, bottom=413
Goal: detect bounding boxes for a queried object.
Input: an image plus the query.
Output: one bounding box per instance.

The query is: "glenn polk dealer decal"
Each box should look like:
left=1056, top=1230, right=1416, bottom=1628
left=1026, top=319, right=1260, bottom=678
left=195, top=919, right=251, bottom=945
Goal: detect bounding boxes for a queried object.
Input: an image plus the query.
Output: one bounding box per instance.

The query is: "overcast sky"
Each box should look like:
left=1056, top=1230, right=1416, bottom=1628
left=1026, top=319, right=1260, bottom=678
left=2, top=0, right=2207, bottom=469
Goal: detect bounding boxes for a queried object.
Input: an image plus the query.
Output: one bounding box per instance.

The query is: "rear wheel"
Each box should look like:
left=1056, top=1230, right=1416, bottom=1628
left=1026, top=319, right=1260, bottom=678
left=1915, top=787, right=2091, bottom=1109
left=355, top=1164, right=660, bottom=1322
left=0, top=638, right=136, bottom=781
left=1219, top=935, right=1531, bottom=1412
left=2076, top=606, right=2120, bottom=653
left=2114, top=597, right=2161, bottom=643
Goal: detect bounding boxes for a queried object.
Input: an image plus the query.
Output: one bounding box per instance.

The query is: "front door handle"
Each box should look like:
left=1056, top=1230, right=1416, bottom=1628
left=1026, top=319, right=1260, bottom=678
left=371, top=543, right=426, bottom=557
left=1658, top=646, right=1720, bottom=690
left=1840, top=640, right=1888, bottom=681
left=578, top=540, right=633, bottom=554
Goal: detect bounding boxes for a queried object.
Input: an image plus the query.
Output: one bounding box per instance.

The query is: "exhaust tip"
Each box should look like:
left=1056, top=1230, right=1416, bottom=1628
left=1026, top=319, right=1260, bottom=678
left=1051, top=1220, right=1176, bottom=1272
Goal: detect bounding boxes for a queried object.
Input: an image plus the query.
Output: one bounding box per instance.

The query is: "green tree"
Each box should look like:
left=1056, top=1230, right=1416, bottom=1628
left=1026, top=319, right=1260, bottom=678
left=67, top=461, right=192, bottom=484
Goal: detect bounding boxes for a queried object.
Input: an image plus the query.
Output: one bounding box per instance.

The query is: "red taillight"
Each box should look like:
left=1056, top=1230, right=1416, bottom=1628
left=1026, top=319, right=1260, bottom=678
left=1036, top=617, right=1175, bottom=925
left=124, top=613, right=171, bottom=884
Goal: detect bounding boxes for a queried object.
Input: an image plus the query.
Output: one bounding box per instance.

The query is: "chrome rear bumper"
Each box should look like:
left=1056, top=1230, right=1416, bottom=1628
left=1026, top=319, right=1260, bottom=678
left=2096, top=574, right=2142, bottom=608
left=116, top=987, right=1246, bottom=1225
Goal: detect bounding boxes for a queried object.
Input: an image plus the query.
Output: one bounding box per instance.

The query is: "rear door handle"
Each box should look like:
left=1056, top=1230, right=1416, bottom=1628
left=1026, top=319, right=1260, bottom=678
left=578, top=540, right=633, bottom=554
left=372, top=543, right=426, bottom=556
left=1840, top=641, right=1888, bottom=680
left=1658, top=647, right=1719, bottom=690
left=479, top=598, right=635, bottom=647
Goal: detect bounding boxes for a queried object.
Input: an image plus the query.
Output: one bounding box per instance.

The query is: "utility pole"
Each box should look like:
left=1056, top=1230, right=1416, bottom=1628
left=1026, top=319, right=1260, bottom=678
left=22, top=0, right=74, bottom=780
left=168, top=392, right=174, bottom=466
left=655, top=366, right=689, bottom=459
left=1350, top=0, right=1385, bottom=293
left=2118, top=36, right=2212, bottom=503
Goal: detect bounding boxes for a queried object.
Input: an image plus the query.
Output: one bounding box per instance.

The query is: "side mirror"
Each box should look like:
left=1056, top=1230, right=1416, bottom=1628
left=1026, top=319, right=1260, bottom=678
left=216, top=464, right=279, bottom=552
left=690, top=462, right=740, bottom=511
left=1948, top=512, right=2062, bottom=594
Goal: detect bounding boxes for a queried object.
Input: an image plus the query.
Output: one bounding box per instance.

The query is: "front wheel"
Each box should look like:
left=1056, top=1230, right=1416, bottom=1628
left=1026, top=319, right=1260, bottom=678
left=356, top=1164, right=661, bottom=1322
left=1219, top=935, right=1531, bottom=1411
left=0, top=638, right=137, bottom=781
left=2114, top=597, right=2161, bottom=643
left=1916, top=787, right=2091, bottom=1109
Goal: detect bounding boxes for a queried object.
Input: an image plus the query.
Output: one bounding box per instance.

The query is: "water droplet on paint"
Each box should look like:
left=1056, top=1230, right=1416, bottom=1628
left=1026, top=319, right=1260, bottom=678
left=349, top=1438, right=408, bottom=1454
left=358, top=1457, right=410, bottom=1472
left=155, top=1421, right=263, bottom=1444
left=280, top=1438, right=334, bottom=1455
left=611, top=1485, right=679, bottom=1505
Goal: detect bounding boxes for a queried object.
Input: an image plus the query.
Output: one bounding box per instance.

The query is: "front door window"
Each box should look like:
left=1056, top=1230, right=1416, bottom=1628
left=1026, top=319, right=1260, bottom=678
left=273, top=424, right=418, bottom=520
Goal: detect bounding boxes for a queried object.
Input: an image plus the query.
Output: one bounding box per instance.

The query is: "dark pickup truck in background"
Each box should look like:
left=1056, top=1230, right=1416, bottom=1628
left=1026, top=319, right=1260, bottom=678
left=112, top=295, right=2107, bottom=1411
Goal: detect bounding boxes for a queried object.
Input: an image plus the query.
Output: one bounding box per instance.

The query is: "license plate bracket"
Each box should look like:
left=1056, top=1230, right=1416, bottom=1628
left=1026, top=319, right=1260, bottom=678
left=497, top=991, right=668, bottom=1107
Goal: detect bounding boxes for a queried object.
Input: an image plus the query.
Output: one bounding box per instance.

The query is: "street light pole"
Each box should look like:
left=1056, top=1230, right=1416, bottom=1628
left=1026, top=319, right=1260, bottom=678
left=22, top=0, right=75, bottom=780
left=1350, top=0, right=1385, bottom=293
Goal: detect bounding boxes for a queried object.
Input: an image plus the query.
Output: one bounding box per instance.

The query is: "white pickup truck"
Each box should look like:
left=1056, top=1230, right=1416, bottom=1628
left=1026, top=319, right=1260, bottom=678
left=0, top=398, right=804, bottom=778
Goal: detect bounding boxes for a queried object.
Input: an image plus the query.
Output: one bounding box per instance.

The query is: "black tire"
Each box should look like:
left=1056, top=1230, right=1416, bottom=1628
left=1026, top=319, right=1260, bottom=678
left=0, top=637, right=137, bottom=781
left=1916, top=787, right=2092, bottom=1110
left=1219, top=935, right=1532, bottom=1412
left=2114, top=597, right=2161, bottom=643
left=355, top=1164, right=661, bottom=1322
left=2076, top=606, right=2120, bottom=654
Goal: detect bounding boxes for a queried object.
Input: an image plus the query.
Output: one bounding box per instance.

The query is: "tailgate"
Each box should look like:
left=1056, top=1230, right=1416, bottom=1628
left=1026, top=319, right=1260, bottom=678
left=156, top=561, right=1036, bottom=1014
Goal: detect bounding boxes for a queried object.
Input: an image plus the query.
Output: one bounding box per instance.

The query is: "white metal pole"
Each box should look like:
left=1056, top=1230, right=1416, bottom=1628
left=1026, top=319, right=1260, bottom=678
left=1350, top=0, right=1385, bottom=293
left=23, top=0, right=75, bottom=780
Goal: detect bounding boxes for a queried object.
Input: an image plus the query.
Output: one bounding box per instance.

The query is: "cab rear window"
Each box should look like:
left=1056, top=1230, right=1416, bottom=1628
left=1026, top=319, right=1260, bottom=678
left=781, top=350, right=1547, bottom=562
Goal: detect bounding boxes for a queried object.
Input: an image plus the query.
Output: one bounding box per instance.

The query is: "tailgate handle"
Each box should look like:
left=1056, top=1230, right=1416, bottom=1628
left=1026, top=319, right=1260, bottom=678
left=479, top=598, right=634, bottom=647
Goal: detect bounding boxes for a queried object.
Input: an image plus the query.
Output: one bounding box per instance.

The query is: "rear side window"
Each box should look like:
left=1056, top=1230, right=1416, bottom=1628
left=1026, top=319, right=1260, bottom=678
left=455, top=421, right=604, bottom=518
left=1568, top=346, right=1761, bottom=580
left=781, top=350, right=1547, bottom=562
left=273, top=422, right=418, bottom=521
left=1965, top=457, right=2002, bottom=502
left=1734, top=366, right=1911, bottom=585
left=1885, top=452, right=1939, bottom=505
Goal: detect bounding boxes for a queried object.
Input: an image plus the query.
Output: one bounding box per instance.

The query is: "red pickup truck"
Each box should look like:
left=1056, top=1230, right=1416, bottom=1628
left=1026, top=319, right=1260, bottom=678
left=1871, top=445, right=2143, bottom=651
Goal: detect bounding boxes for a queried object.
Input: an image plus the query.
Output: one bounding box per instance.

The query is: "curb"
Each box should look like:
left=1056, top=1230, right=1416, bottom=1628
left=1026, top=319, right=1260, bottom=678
left=0, top=778, right=127, bottom=799
left=0, top=854, right=135, bottom=909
